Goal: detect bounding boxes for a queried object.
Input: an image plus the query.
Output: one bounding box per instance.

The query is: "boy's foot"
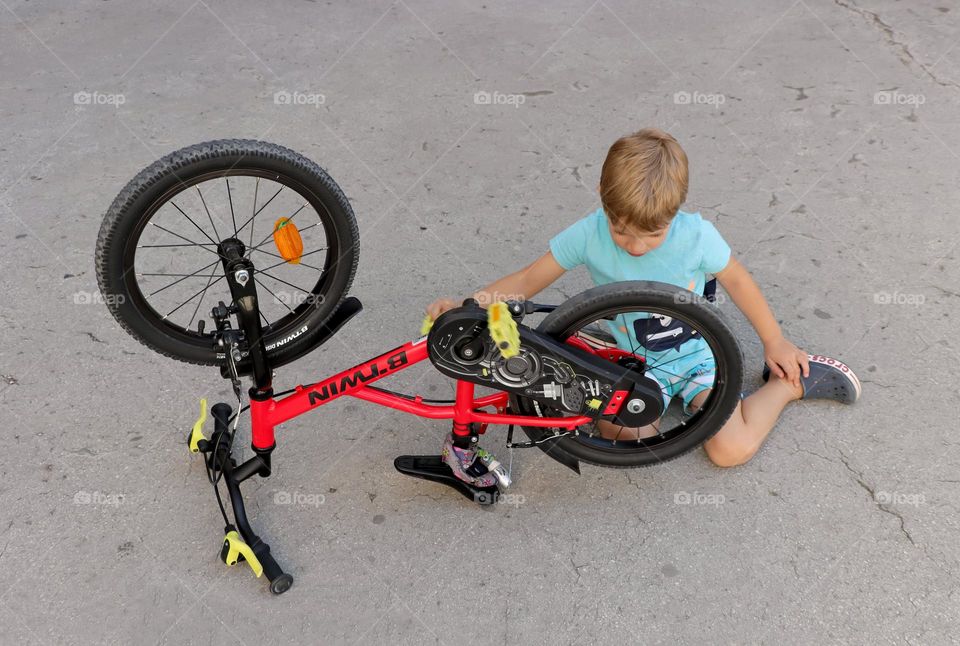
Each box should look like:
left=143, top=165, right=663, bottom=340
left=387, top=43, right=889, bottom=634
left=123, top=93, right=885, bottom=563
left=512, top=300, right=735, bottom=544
left=441, top=433, right=503, bottom=489
left=762, top=354, right=861, bottom=403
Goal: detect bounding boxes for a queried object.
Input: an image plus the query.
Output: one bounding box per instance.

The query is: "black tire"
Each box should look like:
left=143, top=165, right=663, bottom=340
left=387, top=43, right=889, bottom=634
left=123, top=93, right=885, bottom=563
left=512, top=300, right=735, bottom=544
left=510, top=281, right=744, bottom=468
left=95, top=139, right=359, bottom=366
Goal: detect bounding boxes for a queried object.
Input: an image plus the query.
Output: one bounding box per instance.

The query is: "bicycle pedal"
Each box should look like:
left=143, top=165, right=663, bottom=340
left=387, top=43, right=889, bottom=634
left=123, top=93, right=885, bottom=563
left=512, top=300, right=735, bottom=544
left=419, top=314, right=434, bottom=336
left=487, top=302, right=520, bottom=358
left=394, top=455, right=500, bottom=505
left=477, top=450, right=512, bottom=489
left=188, top=398, right=209, bottom=453
left=220, top=530, right=263, bottom=578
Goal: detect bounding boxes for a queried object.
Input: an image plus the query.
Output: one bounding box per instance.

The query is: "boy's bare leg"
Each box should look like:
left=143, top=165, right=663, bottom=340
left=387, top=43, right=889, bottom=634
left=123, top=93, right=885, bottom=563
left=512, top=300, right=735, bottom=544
left=700, top=374, right=801, bottom=467
left=595, top=418, right=660, bottom=441
left=595, top=374, right=801, bottom=464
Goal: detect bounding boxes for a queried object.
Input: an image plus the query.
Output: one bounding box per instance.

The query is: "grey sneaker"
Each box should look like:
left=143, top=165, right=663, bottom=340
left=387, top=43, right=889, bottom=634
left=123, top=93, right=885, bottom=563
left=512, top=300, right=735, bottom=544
left=762, top=354, right=861, bottom=403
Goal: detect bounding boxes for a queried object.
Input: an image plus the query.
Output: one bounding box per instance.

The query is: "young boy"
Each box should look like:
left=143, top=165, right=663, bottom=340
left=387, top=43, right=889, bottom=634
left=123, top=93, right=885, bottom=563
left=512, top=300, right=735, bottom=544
left=426, top=128, right=861, bottom=487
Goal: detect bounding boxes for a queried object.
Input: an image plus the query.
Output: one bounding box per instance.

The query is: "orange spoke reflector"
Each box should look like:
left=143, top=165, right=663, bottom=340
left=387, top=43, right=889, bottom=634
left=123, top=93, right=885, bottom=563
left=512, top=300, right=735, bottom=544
left=272, top=217, right=303, bottom=264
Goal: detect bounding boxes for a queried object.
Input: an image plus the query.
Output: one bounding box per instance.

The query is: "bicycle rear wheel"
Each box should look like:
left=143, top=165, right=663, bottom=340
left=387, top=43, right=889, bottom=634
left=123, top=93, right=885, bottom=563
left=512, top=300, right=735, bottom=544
left=95, top=139, right=359, bottom=366
left=510, top=281, right=744, bottom=468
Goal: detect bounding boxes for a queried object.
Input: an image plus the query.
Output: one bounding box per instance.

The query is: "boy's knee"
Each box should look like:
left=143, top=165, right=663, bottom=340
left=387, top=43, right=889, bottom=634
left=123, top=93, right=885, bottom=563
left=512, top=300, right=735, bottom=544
left=704, top=436, right=758, bottom=468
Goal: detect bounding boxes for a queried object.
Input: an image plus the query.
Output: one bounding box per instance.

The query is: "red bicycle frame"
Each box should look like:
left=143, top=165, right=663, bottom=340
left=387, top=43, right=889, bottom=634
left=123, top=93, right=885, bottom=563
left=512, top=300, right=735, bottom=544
left=248, top=336, right=593, bottom=450
left=192, top=242, right=649, bottom=594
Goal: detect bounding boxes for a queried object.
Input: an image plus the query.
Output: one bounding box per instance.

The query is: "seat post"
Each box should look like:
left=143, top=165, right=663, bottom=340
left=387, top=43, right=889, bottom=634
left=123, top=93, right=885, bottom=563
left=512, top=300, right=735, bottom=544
left=452, top=379, right=475, bottom=438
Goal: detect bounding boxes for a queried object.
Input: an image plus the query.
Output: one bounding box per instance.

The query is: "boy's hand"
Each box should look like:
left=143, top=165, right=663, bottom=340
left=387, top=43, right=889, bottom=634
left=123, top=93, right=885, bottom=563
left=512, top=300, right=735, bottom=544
left=763, top=336, right=810, bottom=389
left=425, top=298, right=459, bottom=321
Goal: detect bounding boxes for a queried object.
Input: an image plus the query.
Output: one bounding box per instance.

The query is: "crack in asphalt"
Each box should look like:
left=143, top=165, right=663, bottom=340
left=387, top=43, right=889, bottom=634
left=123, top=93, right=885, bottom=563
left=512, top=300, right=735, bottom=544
left=623, top=471, right=643, bottom=492
left=832, top=0, right=960, bottom=91
left=569, top=556, right=589, bottom=584
left=837, top=448, right=917, bottom=546
left=790, top=438, right=836, bottom=464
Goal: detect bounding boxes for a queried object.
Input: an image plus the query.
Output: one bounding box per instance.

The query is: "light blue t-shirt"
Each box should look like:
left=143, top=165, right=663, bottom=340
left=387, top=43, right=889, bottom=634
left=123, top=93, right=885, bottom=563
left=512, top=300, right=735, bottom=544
left=549, top=208, right=731, bottom=294
left=549, top=208, right=732, bottom=370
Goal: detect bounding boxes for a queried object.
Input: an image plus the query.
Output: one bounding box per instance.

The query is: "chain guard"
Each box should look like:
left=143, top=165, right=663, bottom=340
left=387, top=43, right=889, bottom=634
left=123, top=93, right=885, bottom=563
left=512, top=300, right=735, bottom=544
left=426, top=306, right=663, bottom=427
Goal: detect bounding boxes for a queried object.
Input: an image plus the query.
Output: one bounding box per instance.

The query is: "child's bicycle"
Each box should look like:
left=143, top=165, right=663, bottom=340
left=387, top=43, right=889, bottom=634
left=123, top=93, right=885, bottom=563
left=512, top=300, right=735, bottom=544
left=95, top=140, right=744, bottom=594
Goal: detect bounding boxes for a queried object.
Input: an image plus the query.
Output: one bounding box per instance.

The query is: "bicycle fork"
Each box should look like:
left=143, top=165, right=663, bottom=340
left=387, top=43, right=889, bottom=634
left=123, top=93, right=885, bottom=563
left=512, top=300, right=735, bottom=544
left=185, top=238, right=293, bottom=594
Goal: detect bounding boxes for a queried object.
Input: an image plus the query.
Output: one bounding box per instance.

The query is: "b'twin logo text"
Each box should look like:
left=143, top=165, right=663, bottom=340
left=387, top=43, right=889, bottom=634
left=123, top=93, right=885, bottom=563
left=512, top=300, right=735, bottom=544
left=265, top=325, right=308, bottom=351
left=308, top=351, right=408, bottom=405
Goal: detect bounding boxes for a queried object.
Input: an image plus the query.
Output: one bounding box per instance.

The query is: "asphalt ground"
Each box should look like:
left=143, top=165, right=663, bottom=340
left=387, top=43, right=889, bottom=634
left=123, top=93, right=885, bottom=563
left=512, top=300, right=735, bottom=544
left=1, top=1, right=958, bottom=644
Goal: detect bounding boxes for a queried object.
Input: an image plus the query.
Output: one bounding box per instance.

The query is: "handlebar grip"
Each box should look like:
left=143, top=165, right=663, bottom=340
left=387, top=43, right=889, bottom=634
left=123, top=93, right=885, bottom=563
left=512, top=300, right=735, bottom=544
left=211, top=403, right=232, bottom=434
left=257, top=547, right=294, bottom=595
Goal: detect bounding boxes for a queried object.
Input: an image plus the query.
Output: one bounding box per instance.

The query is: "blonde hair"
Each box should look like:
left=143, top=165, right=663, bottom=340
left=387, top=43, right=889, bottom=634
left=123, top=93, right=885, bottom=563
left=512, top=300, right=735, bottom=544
left=599, top=128, right=688, bottom=232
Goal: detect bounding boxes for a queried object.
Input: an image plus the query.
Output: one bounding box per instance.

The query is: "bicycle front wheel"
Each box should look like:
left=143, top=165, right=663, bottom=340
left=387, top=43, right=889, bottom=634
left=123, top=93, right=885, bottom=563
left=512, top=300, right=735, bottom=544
left=95, top=139, right=359, bottom=366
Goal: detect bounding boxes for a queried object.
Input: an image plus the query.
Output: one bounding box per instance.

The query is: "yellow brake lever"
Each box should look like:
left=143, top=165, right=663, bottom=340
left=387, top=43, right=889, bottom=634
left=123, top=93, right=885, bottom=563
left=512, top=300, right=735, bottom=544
left=189, top=398, right=208, bottom=453
left=221, top=530, right=263, bottom=578
left=488, top=302, right=520, bottom=358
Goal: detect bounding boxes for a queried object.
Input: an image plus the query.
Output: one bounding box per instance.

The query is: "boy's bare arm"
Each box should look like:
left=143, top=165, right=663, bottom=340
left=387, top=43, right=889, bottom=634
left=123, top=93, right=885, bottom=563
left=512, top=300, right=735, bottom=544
left=426, top=251, right=566, bottom=319
left=472, top=251, right=566, bottom=306
left=715, top=256, right=809, bottom=387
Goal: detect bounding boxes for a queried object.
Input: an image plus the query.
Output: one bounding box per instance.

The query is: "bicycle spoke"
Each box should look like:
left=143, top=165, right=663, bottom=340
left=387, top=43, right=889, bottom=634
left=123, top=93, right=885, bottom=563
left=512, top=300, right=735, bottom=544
left=187, top=263, right=221, bottom=329
left=226, top=178, right=237, bottom=236
left=612, top=424, right=627, bottom=443
left=255, top=277, right=295, bottom=314
left=146, top=258, right=221, bottom=297
left=139, top=243, right=218, bottom=249
left=140, top=272, right=220, bottom=277
left=235, top=185, right=283, bottom=240
left=252, top=247, right=327, bottom=272
left=197, top=185, right=221, bottom=241
left=171, top=201, right=219, bottom=247
left=255, top=257, right=301, bottom=274
left=605, top=312, right=712, bottom=373
left=644, top=344, right=714, bottom=372
left=295, top=221, right=320, bottom=234
left=255, top=268, right=312, bottom=294
left=610, top=313, right=641, bottom=365
left=249, top=203, right=308, bottom=252
left=163, top=275, right=226, bottom=319
left=642, top=362, right=709, bottom=383
left=150, top=222, right=222, bottom=258
left=623, top=312, right=649, bottom=365
left=248, top=178, right=259, bottom=248
left=256, top=246, right=327, bottom=260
